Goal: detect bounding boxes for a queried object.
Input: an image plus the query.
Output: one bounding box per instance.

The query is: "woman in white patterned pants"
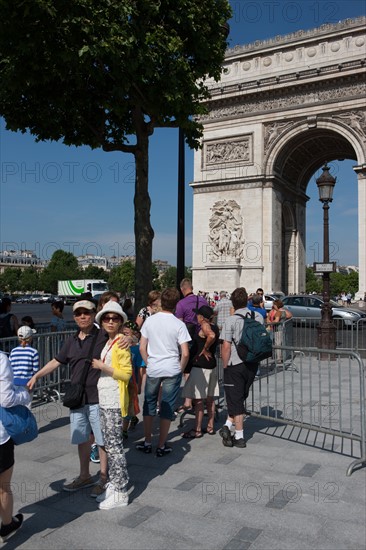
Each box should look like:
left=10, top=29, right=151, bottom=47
left=92, top=301, right=132, bottom=510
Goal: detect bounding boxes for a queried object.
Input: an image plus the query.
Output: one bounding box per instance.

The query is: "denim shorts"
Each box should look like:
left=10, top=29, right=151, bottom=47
left=143, top=373, right=182, bottom=420
left=70, top=404, right=104, bottom=446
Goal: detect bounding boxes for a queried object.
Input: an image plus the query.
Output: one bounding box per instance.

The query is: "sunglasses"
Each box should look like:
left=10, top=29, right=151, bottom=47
left=74, top=310, right=93, bottom=317
left=102, top=315, right=121, bottom=323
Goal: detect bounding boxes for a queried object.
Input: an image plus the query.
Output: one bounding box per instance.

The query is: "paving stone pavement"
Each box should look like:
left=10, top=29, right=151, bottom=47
left=6, top=390, right=365, bottom=550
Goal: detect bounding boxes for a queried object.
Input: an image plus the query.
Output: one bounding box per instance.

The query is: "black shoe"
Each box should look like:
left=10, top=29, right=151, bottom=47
left=232, top=437, right=246, bottom=448
left=219, top=426, right=233, bottom=447
left=136, top=441, right=152, bottom=454
left=155, top=444, right=172, bottom=457
left=129, top=416, right=139, bottom=429
left=0, top=514, right=23, bottom=542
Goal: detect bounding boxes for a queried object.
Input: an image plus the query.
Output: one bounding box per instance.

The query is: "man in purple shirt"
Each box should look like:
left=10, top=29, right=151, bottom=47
left=175, top=279, right=209, bottom=412
left=175, top=279, right=209, bottom=338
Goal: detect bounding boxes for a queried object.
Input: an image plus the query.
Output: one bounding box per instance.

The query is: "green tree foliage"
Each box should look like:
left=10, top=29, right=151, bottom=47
left=306, top=266, right=359, bottom=298
left=19, top=267, right=39, bottom=292
left=330, top=271, right=359, bottom=297
left=83, top=265, right=109, bottom=281
left=151, top=264, right=161, bottom=291
left=108, top=261, right=135, bottom=295
left=40, top=250, right=80, bottom=293
left=305, top=267, right=322, bottom=294
left=160, top=265, right=191, bottom=289
left=160, top=267, right=177, bottom=288
left=0, top=268, right=22, bottom=293
left=347, top=271, right=359, bottom=296
left=0, top=0, right=231, bottom=312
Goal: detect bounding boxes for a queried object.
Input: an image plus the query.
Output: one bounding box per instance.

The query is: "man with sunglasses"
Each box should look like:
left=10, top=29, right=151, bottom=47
left=28, top=299, right=128, bottom=495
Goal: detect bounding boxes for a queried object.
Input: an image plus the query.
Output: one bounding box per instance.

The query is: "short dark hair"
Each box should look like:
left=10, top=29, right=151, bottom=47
left=21, top=316, right=35, bottom=329
left=251, top=295, right=262, bottom=307
left=0, top=297, right=11, bottom=313
left=231, top=287, right=248, bottom=310
left=256, top=288, right=264, bottom=294
left=161, top=287, right=180, bottom=312
left=52, top=300, right=64, bottom=312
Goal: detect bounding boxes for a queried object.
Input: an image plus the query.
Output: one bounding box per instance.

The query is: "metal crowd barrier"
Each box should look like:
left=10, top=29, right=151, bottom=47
left=34, top=320, right=77, bottom=334
left=248, top=346, right=365, bottom=476
left=289, top=317, right=366, bottom=358
left=0, top=330, right=74, bottom=405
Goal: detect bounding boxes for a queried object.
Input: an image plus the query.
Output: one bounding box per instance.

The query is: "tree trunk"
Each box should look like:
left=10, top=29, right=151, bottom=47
left=133, top=109, right=154, bottom=314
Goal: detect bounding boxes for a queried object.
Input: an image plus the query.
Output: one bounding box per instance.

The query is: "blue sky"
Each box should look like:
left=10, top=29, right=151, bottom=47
left=0, top=0, right=364, bottom=267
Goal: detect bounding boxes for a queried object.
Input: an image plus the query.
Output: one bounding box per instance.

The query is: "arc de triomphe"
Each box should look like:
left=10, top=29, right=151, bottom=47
left=191, top=17, right=366, bottom=298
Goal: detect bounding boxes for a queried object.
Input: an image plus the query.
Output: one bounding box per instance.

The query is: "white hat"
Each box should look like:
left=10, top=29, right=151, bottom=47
left=95, top=300, right=127, bottom=325
left=18, top=326, right=36, bottom=339
left=73, top=300, right=96, bottom=312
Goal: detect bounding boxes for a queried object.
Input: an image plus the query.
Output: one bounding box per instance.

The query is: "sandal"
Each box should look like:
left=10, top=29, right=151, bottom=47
left=176, top=406, right=192, bottom=414
left=182, top=429, right=203, bottom=439
left=203, top=428, right=216, bottom=435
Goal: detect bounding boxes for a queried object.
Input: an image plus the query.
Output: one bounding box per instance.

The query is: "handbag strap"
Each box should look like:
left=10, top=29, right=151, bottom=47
left=79, top=329, right=100, bottom=387
left=101, top=336, right=120, bottom=363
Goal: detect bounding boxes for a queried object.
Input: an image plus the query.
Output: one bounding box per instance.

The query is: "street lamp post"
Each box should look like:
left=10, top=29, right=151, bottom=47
left=316, top=163, right=337, bottom=351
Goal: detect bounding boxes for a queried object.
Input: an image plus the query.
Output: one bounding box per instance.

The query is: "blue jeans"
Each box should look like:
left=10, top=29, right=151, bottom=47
left=143, top=373, right=182, bottom=420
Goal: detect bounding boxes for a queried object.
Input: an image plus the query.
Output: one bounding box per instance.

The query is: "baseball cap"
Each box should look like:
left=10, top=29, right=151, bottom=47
left=73, top=300, right=96, bottom=312
left=18, top=326, right=36, bottom=339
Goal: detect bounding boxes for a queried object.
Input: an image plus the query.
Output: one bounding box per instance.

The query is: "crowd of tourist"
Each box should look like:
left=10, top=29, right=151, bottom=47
left=0, top=280, right=292, bottom=541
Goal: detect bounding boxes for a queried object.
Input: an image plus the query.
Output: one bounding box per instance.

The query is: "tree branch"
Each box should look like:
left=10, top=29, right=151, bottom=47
left=102, top=142, right=137, bottom=154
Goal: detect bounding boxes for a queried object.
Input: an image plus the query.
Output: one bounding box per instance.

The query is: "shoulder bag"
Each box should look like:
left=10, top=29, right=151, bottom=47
left=0, top=404, right=38, bottom=445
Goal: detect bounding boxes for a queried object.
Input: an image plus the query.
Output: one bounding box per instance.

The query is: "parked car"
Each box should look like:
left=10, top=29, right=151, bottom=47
left=263, top=294, right=277, bottom=311
left=282, top=295, right=366, bottom=327
left=30, top=294, right=44, bottom=304
left=40, top=294, right=55, bottom=303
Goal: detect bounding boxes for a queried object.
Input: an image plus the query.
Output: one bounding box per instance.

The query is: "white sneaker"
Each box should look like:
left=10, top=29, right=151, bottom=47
left=98, top=489, right=129, bottom=510
left=95, top=482, right=114, bottom=503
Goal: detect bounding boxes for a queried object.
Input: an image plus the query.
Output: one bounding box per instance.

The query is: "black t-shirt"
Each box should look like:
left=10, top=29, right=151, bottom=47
left=55, top=327, right=108, bottom=404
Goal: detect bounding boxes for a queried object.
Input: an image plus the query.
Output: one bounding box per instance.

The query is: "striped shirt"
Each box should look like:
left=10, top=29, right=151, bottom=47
left=9, top=345, right=39, bottom=386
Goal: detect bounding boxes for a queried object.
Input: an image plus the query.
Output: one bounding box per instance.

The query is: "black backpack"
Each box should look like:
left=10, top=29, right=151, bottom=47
left=0, top=313, right=13, bottom=338
left=233, top=312, right=272, bottom=364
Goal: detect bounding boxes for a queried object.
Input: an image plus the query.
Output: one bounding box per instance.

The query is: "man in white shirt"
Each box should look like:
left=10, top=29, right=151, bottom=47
left=138, top=288, right=191, bottom=457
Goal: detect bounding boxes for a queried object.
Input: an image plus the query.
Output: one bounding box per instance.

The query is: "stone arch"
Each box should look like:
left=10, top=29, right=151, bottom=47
left=191, top=17, right=366, bottom=297
left=263, top=119, right=364, bottom=294
left=265, top=119, right=364, bottom=189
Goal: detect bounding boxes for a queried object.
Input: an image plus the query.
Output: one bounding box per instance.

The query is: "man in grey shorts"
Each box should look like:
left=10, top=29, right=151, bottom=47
left=28, top=299, right=127, bottom=495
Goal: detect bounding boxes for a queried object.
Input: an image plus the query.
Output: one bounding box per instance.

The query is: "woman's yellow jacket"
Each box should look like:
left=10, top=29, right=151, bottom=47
left=110, top=338, right=132, bottom=417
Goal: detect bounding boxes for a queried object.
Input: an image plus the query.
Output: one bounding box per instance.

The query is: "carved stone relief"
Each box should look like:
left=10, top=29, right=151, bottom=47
left=204, top=136, right=252, bottom=169
left=209, top=200, right=244, bottom=261
left=332, top=111, right=366, bottom=140
left=202, top=81, right=365, bottom=121
left=264, top=121, right=295, bottom=153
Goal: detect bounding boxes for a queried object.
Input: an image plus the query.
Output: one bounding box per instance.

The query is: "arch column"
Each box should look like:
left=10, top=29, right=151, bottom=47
left=282, top=229, right=299, bottom=294
left=354, top=165, right=366, bottom=299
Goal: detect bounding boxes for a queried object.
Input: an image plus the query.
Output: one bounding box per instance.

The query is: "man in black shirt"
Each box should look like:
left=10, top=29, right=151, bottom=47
left=28, top=299, right=127, bottom=495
